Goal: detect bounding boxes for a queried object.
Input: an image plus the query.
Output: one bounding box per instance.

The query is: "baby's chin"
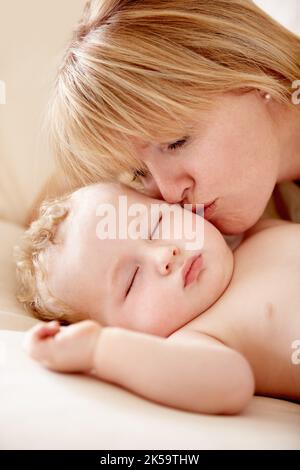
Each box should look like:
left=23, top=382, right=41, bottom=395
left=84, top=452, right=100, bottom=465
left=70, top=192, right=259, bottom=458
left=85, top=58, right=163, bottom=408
left=209, top=247, right=234, bottom=305
left=166, top=250, right=233, bottom=336
left=190, top=243, right=234, bottom=314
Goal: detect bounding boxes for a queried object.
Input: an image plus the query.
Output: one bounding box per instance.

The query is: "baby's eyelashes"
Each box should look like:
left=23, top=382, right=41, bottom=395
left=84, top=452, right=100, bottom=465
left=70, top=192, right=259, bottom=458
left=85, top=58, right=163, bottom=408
left=125, top=266, right=140, bottom=298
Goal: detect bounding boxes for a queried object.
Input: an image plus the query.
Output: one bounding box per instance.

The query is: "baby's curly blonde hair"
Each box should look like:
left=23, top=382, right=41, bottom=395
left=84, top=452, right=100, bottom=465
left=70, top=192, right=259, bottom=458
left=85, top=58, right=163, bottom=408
left=15, top=194, right=86, bottom=324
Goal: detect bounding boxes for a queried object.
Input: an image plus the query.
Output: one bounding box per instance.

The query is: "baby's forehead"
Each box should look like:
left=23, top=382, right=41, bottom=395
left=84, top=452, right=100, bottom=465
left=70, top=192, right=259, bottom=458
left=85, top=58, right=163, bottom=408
left=67, top=183, right=160, bottom=252
left=71, top=182, right=120, bottom=207
left=70, top=183, right=118, bottom=223
left=66, top=183, right=130, bottom=245
left=70, top=182, right=153, bottom=222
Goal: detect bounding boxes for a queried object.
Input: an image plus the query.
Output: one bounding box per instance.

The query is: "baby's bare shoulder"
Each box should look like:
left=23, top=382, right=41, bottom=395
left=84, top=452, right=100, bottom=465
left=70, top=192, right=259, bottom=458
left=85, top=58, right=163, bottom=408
left=244, top=218, right=296, bottom=237
left=231, top=219, right=300, bottom=304
left=238, top=219, right=300, bottom=255
left=171, top=220, right=299, bottom=348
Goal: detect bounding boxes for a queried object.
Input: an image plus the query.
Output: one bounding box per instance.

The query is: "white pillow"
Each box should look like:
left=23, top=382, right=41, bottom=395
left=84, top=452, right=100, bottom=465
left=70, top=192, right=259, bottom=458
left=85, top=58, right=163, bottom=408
left=1, top=329, right=300, bottom=450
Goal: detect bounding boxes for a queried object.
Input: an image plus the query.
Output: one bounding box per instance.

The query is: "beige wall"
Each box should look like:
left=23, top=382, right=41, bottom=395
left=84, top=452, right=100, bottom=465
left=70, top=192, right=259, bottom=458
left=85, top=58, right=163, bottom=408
left=255, top=0, right=300, bottom=35
left=0, top=0, right=85, bottom=224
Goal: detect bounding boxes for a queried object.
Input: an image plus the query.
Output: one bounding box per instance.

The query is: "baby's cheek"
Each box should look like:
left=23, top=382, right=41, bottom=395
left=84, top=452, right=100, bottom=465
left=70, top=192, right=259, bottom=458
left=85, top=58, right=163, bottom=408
left=145, top=296, right=190, bottom=337
left=124, top=295, right=176, bottom=337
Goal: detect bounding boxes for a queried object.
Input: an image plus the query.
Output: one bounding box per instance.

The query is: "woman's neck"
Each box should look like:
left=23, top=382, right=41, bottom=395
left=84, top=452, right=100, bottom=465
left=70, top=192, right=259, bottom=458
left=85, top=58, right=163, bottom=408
left=277, top=103, right=300, bottom=182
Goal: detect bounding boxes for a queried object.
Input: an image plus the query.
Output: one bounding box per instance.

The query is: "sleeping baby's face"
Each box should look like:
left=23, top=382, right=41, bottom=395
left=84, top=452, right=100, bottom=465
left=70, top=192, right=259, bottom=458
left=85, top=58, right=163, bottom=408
left=46, top=183, right=233, bottom=337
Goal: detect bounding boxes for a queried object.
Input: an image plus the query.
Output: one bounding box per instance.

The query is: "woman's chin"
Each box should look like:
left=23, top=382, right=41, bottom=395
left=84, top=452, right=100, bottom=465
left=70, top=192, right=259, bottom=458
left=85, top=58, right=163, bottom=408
left=212, top=214, right=258, bottom=235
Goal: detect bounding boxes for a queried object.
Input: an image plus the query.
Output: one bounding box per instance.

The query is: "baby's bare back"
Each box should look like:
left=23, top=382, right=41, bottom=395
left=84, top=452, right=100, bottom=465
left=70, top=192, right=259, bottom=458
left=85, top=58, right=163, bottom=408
left=179, top=221, right=300, bottom=401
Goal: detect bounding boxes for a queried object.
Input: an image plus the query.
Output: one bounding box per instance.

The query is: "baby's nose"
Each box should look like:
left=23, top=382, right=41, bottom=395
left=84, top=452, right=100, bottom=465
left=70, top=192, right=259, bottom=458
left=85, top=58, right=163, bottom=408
left=157, top=245, right=180, bottom=275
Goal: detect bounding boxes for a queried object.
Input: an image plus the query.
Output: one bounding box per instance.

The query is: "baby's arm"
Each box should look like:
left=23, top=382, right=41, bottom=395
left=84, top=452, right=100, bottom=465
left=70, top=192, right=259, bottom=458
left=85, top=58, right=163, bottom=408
left=93, top=327, right=254, bottom=414
left=24, top=320, right=254, bottom=415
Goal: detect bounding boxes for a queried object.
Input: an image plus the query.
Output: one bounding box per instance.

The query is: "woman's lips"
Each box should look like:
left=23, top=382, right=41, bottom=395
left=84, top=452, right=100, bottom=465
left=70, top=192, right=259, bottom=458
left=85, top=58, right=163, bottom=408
left=204, top=200, right=217, bottom=220
left=182, top=254, right=203, bottom=288
left=188, top=200, right=217, bottom=220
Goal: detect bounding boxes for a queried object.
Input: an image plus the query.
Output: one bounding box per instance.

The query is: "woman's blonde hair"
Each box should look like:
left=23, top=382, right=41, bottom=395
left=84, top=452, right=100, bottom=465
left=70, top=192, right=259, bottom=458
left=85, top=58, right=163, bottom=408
left=15, top=195, right=84, bottom=324
left=48, top=0, right=300, bottom=187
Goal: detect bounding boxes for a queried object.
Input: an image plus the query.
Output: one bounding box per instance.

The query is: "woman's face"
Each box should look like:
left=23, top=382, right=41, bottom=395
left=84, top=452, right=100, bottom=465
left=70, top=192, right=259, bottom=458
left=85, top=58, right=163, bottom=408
left=134, top=90, right=280, bottom=234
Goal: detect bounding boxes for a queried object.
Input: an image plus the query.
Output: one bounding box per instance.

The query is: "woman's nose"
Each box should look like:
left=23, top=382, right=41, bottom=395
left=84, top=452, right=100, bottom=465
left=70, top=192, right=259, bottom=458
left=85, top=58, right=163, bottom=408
left=142, top=152, right=194, bottom=204
left=155, top=245, right=180, bottom=275
left=141, top=173, right=163, bottom=199
left=149, top=168, right=192, bottom=205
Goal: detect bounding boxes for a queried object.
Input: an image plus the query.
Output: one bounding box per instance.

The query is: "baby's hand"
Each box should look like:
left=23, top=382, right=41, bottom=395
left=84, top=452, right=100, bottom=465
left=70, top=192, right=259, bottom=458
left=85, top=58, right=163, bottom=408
left=23, top=320, right=102, bottom=373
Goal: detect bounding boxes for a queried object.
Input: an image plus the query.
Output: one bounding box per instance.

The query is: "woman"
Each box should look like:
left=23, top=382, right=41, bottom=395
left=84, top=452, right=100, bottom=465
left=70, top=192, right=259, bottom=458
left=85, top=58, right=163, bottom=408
left=36, top=0, right=300, bottom=234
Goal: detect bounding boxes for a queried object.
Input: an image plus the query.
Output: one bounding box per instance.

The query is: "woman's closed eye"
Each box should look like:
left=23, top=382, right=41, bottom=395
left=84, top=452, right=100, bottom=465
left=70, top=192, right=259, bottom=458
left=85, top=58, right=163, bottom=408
left=167, top=137, right=188, bottom=151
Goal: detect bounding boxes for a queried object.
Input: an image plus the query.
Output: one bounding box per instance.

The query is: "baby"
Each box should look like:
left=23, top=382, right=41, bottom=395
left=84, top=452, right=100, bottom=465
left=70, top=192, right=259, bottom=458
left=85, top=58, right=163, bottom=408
left=16, top=183, right=300, bottom=414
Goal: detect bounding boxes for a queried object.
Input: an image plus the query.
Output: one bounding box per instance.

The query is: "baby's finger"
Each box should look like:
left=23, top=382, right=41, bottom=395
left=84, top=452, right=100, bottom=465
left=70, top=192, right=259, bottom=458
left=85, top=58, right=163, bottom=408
left=36, top=321, right=61, bottom=340
left=31, top=320, right=60, bottom=341
left=22, top=321, right=59, bottom=352
left=23, top=328, right=57, bottom=363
